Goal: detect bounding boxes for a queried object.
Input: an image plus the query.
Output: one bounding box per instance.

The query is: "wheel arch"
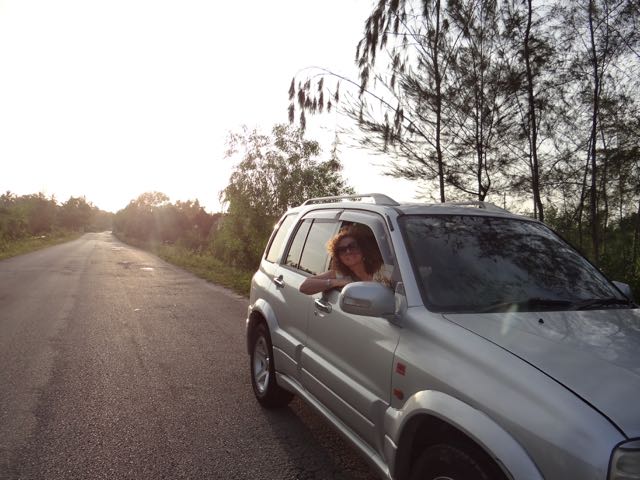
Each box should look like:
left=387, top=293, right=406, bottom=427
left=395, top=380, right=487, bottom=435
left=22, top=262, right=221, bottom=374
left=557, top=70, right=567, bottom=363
left=246, top=298, right=279, bottom=354
left=387, top=391, right=543, bottom=480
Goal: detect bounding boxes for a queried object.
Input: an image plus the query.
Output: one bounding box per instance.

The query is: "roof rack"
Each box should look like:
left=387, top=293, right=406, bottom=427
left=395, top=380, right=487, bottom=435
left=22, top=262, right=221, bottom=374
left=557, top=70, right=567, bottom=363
left=441, top=201, right=509, bottom=213
left=302, top=193, right=400, bottom=206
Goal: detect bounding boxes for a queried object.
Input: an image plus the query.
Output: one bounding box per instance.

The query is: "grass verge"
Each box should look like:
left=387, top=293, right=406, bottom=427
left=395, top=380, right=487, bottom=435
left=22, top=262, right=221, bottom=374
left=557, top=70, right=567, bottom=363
left=114, top=234, right=252, bottom=297
left=0, top=232, right=83, bottom=261
left=152, top=245, right=253, bottom=297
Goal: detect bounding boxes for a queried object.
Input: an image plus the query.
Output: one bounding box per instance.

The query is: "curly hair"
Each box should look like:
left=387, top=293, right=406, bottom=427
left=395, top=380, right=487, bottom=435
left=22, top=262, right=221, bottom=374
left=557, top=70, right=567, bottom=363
left=327, top=224, right=383, bottom=279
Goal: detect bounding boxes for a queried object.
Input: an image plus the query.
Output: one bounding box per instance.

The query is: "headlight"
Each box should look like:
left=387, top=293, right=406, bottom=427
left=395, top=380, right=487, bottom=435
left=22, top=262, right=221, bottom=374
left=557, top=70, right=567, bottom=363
left=610, top=440, right=640, bottom=480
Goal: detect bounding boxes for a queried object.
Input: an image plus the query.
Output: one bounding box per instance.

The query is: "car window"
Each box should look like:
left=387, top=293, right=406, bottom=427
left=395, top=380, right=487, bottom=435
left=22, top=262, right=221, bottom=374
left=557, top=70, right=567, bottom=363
left=400, top=214, right=625, bottom=313
left=297, top=220, right=337, bottom=275
left=265, top=214, right=296, bottom=263
left=285, top=219, right=312, bottom=270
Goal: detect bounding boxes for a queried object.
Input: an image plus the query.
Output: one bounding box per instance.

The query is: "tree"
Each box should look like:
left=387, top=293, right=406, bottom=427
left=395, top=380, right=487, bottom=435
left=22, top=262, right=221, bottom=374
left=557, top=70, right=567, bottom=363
left=112, top=192, right=216, bottom=249
left=445, top=0, right=517, bottom=201
left=554, top=0, right=640, bottom=263
left=289, top=0, right=461, bottom=202
left=113, top=192, right=170, bottom=242
left=60, top=196, right=93, bottom=231
left=20, top=193, right=58, bottom=235
left=0, top=192, right=113, bottom=247
left=285, top=0, right=639, bottom=280
left=213, top=124, right=353, bottom=268
left=173, top=199, right=218, bottom=250
left=354, top=0, right=459, bottom=202
left=0, top=191, right=27, bottom=241
left=500, top=0, right=557, bottom=221
left=289, top=0, right=522, bottom=202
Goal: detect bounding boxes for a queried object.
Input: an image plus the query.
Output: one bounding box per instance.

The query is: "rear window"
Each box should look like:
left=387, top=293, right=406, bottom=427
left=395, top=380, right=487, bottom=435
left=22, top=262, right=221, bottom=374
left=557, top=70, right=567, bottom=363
left=265, top=215, right=296, bottom=263
left=286, top=219, right=312, bottom=270
left=298, top=221, right=336, bottom=275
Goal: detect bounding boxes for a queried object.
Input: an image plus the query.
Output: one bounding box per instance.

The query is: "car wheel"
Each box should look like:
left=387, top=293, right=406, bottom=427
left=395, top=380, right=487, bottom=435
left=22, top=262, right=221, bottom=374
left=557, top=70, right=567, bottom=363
left=409, top=443, right=495, bottom=480
left=249, top=322, right=293, bottom=408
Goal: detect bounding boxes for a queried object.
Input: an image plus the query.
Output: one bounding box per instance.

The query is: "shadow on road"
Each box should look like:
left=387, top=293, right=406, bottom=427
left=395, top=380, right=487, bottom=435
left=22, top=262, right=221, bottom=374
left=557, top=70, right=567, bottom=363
left=260, top=398, right=379, bottom=480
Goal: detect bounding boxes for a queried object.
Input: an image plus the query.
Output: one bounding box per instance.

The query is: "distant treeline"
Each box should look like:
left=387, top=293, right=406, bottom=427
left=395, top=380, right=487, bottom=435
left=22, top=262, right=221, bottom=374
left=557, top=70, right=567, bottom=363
left=0, top=192, right=113, bottom=246
left=112, top=192, right=220, bottom=251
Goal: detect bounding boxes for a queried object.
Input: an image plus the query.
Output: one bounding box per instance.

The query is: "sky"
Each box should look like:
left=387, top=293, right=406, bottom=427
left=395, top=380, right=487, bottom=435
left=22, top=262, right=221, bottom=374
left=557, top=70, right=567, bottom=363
left=0, top=0, right=420, bottom=213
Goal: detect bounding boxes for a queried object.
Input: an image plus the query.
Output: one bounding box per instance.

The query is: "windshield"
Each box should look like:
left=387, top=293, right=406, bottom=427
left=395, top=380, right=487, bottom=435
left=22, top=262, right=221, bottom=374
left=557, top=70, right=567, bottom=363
left=400, top=215, right=627, bottom=313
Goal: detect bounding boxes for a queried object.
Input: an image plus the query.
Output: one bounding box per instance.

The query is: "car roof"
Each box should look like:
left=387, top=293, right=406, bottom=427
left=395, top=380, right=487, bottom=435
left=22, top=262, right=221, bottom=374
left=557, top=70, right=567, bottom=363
left=290, top=194, right=533, bottom=221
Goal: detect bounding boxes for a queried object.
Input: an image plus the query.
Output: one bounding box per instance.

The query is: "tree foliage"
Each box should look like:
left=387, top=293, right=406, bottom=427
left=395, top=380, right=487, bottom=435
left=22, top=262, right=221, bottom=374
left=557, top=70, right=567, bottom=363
left=213, top=124, right=354, bottom=269
left=287, top=0, right=640, bottom=284
left=0, top=192, right=113, bottom=249
left=112, top=192, right=219, bottom=250
left=59, top=196, right=94, bottom=231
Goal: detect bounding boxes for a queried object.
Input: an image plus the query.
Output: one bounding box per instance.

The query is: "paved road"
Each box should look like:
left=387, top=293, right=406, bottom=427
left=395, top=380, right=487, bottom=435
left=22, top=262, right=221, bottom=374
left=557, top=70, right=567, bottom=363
left=0, top=232, right=377, bottom=480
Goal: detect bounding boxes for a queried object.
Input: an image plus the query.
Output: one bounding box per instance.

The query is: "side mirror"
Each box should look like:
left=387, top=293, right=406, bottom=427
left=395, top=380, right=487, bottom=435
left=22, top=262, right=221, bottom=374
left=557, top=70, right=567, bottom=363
left=340, top=282, right=396, bottom=318
left=613, top=281, right=635, bottom=302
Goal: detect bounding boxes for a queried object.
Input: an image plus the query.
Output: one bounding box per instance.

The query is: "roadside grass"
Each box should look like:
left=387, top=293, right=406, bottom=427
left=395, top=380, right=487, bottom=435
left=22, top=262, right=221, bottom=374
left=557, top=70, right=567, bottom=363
left=153, top=245, right=253, bottom=297
left=114, top=234, right=252, bottom=297
left=0, top=231, right=83, bottom=261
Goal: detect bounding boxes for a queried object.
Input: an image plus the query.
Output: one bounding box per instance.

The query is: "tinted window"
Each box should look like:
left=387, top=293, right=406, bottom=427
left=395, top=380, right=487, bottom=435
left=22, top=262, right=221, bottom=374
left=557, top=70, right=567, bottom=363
left=265, top=215, right=295, bottom=263
left=400, top=215, right=624, bottom=313
left=298, top=221, right=337, bottom=275
left=285, top=219, right=312, bottom=269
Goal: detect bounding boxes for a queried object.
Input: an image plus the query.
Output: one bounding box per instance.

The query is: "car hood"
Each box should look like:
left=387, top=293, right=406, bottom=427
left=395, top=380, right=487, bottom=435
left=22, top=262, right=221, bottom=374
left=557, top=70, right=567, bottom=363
left=443, top=308, right=640, bottom=437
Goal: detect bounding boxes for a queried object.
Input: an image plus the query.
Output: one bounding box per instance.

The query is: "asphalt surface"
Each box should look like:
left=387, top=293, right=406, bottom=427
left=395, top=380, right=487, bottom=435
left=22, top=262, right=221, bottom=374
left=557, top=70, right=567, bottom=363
left=0, top=232, right=377, bottom=480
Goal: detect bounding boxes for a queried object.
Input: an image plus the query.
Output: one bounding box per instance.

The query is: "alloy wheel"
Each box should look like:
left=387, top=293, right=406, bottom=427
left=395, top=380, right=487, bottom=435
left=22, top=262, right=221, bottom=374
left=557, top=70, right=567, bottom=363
left=253, top=335, right=270, bottom=394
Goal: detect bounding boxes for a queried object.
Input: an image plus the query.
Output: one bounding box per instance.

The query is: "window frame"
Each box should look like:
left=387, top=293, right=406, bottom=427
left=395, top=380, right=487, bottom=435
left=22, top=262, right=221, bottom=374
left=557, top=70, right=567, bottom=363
left=284, top=218, right=313, bottom=271
left=338, top=209, right=400, bottom=284
left=281, top=209, right=342, bottom=276
left=263, top=214, right=296, bottom=264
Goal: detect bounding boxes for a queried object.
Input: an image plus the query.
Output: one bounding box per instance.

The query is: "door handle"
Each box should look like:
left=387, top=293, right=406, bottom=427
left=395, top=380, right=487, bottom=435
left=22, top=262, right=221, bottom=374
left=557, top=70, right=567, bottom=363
left=314, top=299, right=332, bottom=314
left=273, top=275, right=285, bottom=288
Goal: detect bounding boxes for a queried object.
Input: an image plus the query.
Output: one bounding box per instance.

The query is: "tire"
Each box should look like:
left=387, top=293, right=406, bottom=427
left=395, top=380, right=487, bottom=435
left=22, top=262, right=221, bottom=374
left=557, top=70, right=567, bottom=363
left=249, top=322, right=293, bottom=408
left=409, top=443, right=495, bottom=480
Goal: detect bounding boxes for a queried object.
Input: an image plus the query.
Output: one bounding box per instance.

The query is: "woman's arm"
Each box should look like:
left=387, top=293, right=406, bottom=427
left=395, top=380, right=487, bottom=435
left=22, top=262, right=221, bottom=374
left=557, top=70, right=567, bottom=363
left=299, top=271, right=351, bottom=295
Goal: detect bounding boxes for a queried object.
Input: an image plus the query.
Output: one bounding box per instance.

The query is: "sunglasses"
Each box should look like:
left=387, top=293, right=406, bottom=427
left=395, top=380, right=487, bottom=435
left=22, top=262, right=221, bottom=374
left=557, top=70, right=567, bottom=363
left=336, top=242, right=360, bottom=255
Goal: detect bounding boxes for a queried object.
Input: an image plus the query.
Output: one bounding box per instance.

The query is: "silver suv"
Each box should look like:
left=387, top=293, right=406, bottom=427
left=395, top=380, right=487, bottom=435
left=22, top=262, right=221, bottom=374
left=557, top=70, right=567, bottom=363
left=246, top=194, right=640, bottom=480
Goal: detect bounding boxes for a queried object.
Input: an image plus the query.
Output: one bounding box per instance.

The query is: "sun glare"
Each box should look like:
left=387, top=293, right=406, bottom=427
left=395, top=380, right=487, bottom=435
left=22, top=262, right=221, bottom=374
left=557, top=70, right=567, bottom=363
left=0, top=0, right=418, bottom=214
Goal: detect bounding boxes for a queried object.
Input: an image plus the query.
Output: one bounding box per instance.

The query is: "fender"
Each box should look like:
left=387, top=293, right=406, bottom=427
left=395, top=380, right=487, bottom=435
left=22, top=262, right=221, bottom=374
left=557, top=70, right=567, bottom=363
left=246, top=298, right=279, bottom=353
left=247, top=298, right=303, bottom=384
left=384, top=390, right=543, bottom=480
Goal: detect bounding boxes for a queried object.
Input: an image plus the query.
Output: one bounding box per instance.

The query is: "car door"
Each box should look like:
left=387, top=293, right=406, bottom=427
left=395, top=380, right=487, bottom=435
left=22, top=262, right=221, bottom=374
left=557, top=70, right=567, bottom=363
left=267, top=210, right=340, bottom=382
left=300, top=210, right=402, bottom=454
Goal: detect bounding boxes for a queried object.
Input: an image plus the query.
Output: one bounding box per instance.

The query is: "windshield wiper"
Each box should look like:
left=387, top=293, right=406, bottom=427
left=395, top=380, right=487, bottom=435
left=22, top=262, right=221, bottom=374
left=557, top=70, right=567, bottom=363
left=572, top=297, right=633, bottom=310
left=481, top=297, right=574, bottom=313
